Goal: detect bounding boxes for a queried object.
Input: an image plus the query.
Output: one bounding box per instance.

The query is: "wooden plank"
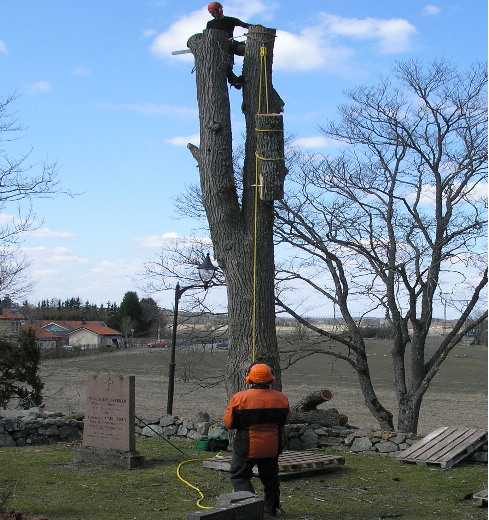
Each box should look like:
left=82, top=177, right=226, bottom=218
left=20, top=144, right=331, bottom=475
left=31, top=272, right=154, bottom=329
left=397, top=427, right=487, bottom=468
left=412, top=428, right=477, bottom=463
left=203, top=451, right=345, bottom=477
left=473, top=489, right=488, bottom=508
left=396, top=427, right=448, bottom=459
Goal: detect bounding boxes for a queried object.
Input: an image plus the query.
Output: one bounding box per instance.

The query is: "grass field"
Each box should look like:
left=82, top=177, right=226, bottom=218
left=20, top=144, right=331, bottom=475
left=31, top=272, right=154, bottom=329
left=38, top=336, right=487, bottom=435
left=0, top=440, right=487, bottom=520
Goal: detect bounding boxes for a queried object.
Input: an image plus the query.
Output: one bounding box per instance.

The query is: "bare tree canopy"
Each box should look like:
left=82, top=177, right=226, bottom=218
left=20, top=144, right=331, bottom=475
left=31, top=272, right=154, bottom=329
left=275, top=60, right=487, bottom=433
left=0, top=94, right=63, bottom=299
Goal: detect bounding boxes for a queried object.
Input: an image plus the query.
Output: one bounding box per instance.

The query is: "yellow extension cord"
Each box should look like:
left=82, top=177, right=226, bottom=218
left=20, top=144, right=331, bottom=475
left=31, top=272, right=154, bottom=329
left=176, top=453, right=227, bottom=510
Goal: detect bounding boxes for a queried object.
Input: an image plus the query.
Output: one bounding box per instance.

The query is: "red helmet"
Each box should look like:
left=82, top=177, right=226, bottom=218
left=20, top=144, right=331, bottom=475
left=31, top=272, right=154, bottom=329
left=245, top=363, right=275, bottom=385
left=208, top=2, right=223, bottom=12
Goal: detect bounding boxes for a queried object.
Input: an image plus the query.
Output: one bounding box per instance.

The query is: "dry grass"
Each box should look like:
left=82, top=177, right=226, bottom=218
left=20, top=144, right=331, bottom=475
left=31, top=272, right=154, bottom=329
left=38, top=336, right=487, bottom=435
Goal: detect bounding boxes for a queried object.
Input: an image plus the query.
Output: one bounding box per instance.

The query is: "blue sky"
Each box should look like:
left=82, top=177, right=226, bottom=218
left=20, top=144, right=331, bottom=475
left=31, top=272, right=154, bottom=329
left=1, top=0, right=487, bottom=312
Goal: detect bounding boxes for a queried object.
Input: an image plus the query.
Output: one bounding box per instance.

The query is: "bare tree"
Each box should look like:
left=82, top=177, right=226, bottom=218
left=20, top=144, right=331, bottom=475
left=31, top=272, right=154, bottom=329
left=275, top=60, right=487, bottom=433
left=0, top=94, right=62, bottom=299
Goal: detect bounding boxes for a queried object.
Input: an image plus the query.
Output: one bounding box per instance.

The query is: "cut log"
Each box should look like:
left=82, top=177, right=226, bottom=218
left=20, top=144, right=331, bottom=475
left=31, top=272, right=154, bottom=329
left=291, top=388, right=333, bottom=413
left=289, top=408, right=348, bottom=427
left=255, top=113, right=287, bottom=201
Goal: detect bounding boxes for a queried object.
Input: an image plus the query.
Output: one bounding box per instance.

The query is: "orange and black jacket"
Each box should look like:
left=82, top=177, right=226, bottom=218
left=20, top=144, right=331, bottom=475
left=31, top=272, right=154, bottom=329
left=224, top=387, right=290, bottom=459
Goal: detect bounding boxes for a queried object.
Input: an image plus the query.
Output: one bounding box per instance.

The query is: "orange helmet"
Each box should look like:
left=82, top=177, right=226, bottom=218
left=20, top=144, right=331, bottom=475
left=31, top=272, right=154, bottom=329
left=208, top=2, right=223, bottom=12
left=245, top=363, right=275, bottom=384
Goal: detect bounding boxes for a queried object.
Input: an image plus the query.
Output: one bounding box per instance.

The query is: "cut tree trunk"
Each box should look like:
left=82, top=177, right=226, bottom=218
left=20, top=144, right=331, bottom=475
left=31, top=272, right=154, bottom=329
left=255, top=113, right=287, bottom=201
left=291, top=388, right=333, bottom=412
left=289, top=388, right=348, bottom=427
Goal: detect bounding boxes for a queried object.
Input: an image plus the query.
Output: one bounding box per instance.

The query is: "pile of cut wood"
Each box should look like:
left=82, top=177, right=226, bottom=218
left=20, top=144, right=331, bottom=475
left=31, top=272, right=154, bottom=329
left=289, top=388, right=348, bottom=427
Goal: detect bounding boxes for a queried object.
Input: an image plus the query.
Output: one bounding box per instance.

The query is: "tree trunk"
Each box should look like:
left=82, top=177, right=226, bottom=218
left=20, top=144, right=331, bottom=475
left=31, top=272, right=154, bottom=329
left=187, top=26, right=284, bottom=396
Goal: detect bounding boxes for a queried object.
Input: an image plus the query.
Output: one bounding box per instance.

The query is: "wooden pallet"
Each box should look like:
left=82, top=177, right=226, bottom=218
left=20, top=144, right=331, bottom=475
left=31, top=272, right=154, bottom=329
left=472, top=489, right=488, bottom=507
left=397, top=427, right=488, bottom=468
left=203, top=450, right=345, bottom=476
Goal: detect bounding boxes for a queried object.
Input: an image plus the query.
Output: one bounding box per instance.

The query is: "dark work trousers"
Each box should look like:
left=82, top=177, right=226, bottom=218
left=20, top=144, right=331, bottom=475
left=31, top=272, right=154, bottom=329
left=226, top=40, right=246, bottom=86
left=229, top=451, right=280, bottom=514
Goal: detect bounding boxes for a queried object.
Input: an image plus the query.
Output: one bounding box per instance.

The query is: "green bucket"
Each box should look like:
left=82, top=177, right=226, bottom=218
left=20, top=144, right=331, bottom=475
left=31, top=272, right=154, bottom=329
left=196, top=435, right=210, bottom=451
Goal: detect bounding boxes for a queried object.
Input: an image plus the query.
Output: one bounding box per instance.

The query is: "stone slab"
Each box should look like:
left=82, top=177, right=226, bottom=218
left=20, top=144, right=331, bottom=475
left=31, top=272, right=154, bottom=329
left=83, top=373, right=135, bottom=452
left=187, top=492, right=263, bottom=519
left=73, top=445, right=145, bottom=469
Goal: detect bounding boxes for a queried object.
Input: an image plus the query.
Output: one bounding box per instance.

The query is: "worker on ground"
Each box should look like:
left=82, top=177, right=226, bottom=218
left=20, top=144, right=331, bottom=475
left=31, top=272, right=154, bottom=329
left=206, top=2, right=249, bottom=89
left=224, top=363, right=290, bottom=517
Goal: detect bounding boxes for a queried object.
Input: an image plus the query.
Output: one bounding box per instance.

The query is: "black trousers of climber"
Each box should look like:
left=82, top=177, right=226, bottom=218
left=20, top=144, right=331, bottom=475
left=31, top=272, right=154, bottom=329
left=229, top=452, right=280, bottom=515
left=227, top=40, right=246, bottom=88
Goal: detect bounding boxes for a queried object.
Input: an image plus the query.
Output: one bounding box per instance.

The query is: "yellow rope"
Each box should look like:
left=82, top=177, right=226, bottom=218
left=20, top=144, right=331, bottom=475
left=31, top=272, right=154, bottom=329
left=252, top=45, right=275, bottom=363
left=257, top=46, right=269, bottom=114
left=255, top=152, right=284, bottom=161
left=252, top=153, right=259, bottom=363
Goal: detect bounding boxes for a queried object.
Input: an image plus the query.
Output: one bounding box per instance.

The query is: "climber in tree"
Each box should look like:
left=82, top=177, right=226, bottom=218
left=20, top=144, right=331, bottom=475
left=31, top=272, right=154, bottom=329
left=206, top=2, right=249, bottom=89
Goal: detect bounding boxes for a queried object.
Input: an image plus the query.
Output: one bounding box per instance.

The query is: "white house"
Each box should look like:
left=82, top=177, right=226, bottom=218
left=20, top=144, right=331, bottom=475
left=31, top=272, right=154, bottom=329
left=68, top=325, right=124, bottom=349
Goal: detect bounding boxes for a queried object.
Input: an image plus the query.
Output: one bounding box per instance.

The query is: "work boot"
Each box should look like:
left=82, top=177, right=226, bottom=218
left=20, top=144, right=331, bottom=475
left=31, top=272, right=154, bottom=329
left=228, top=73, right=244, bottom=90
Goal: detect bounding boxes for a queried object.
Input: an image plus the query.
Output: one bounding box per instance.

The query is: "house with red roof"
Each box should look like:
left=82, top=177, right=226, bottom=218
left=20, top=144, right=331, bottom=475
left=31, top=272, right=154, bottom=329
left=68, top=324, right=124, bottom=349
left=36, top=320, right=107, bottom=336
left=0, top=309, right=25, bottom=340
left=21, top=323, right=61, bottom=349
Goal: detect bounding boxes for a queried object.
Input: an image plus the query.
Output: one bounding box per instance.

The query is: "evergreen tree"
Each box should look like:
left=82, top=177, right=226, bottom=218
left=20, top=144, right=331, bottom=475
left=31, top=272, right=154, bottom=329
left=117, top=291, right=143, bottom=333
left=0, top=327, right=44, bottom=409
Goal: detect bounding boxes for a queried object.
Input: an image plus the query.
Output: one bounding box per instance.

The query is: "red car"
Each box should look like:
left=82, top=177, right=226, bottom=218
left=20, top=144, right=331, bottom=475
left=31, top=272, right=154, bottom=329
left=147, top=340, right=170, bottom=348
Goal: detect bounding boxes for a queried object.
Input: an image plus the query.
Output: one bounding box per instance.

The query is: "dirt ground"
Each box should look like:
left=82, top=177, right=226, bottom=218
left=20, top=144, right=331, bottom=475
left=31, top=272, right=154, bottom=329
left=36, top=339, right=488, bottom=436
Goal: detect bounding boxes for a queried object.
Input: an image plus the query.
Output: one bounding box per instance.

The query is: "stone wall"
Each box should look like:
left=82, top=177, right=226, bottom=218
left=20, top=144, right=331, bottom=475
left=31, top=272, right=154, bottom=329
left=1, top=408, right=487, bottom=464
left=137, top=415, right=421, bottom=457
left=138, top=413, right=488, bottom=462
left=0, top=408, right=83, bottom=447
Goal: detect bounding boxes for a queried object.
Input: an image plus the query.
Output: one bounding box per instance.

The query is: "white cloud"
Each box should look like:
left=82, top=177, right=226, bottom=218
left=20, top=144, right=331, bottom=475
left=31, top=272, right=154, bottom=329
left=319, top=13, right=417, bottom=54
left=50, top=255, right=89, bottom=265
left=153, top=8, right=416, bottom=73
left=292, top=136, right=340, bottom=149
left=28, top=80, right=52, bottom=93
left=134, top=233, right=213, bottom=249
left=71, top=66, right=90, bottom=76
left=142, top=29, right=158, bottom=38
left=150, top=9, right=208, bottom=62
left=91, top=259, right=142, bottom=276
left=0, top=41, right=7, bottom=54
left=23, top=245, right=87, bottom=264
left=274, top=29, right=346, bottom=71
left=25, top=228, right=75, bottom=239
left=422, top=5, right=441, bottom=16
left=404, top=181, right=488, bottom=206
left=150, top=1, right=272, bottom=62
left=134, top=232, right=181, bottom=248
left=165, top=133, right=200, bottom=146
left=0, top=213, right=23, bottom=226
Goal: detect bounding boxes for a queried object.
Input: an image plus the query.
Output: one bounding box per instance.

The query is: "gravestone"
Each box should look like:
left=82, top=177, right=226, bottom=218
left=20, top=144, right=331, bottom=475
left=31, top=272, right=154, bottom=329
left=187, top=491, right=264, bottom=519
left=73, top=373, right=144, bottom=469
